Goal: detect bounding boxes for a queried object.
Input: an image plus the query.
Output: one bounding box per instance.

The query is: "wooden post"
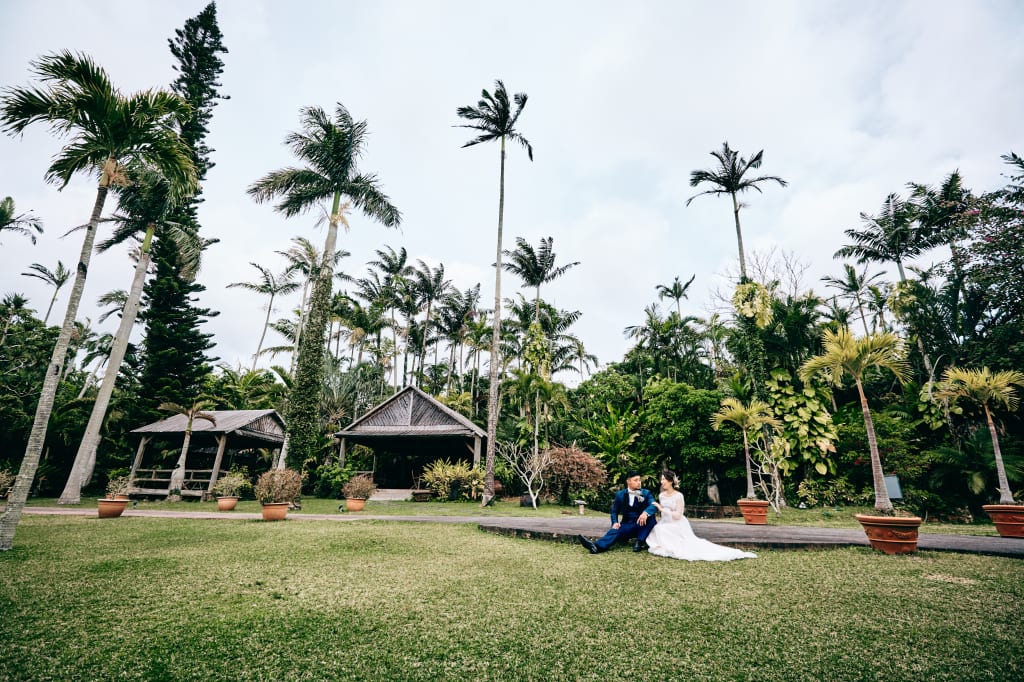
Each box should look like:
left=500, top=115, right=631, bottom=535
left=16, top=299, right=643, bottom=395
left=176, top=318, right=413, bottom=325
left=206, top=434, right=228, bottom=499
left=128, top=436, right=150, bottom=487
left=339, top=437, right=347, bottom=468
left=473, top=436, right=481, bottom=468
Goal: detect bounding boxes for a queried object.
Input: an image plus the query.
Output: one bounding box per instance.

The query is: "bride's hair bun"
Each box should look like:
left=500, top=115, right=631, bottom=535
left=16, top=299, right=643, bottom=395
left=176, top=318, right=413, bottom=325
left=661, top=469, right=679, bottom=487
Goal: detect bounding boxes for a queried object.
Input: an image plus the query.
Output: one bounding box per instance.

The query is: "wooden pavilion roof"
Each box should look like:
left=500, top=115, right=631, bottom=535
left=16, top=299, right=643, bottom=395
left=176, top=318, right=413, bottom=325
left=337, top=386, right=485, bottom=440
left=130, top=409, right=286, bottom=447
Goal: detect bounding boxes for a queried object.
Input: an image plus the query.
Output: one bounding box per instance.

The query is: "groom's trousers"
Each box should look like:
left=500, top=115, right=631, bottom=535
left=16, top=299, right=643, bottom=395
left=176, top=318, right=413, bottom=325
left=592, top=516, right=657, bottom=551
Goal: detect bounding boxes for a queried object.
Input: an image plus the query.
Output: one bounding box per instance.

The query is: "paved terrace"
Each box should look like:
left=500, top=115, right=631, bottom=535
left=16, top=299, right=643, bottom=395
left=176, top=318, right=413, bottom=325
left=21, top=506, right=1024, bottom=559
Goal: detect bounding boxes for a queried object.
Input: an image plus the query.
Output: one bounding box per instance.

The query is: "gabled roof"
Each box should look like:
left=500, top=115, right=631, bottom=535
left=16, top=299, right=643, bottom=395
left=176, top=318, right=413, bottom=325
left=131, top=409, right=286, bottom=446
left=337, top=386, right=485, bottom=439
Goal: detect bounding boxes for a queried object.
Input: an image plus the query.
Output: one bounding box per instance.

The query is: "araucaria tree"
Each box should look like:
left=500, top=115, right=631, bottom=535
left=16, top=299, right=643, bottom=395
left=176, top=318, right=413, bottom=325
left=457, top=79, right=533, bottom=504
left=248, top=103, right=400, bottom=468
left=0, top=51, right=195, bottom=550
left=799, top=328, right=910, bottom=513
left=687, top=142, right=787, bottom=281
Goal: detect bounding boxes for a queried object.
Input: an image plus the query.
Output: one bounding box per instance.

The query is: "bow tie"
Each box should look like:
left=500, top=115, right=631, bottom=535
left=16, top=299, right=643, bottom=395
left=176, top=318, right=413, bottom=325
left=628, top=490, right=643, bottom=500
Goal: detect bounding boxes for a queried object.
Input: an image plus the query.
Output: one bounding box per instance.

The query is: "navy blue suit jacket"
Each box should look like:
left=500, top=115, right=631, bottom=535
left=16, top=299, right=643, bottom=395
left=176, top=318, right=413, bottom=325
left=609, top=487, right=657, bottom=524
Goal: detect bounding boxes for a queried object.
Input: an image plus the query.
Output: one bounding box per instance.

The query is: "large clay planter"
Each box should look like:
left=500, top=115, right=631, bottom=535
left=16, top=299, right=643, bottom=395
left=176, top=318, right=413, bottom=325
left=260, top=502, right=289, bottom=521
left=982, top=504, right=1024, bottom=538
left=97, top=499, right=129, bottom=518
left=856, top=514, right=922, bottom=554
left=216, top=496, right=239, bottom=512
left=346, top=498, right=367, bottom=512
left=737, top=499, right=770, bottom=525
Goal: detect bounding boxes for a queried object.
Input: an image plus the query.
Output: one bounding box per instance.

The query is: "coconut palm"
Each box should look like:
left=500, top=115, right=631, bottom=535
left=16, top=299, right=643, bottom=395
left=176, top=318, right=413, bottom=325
left=799, top=328, right=910, bottom=512
left=368, top=245, right=411, bottom=390
left=410, top=260, right=450, bottom=387
left=60, top=163, right=204, bottom=505
left=457, top=79, right=533, bottom=504
left=934, top=367, right=1024, bottom=504
left=656, top=274, right=696, bottom=317
left=248, top=103, right=400, bottom=468
left=502, top=236, right=579, bottom=322
left=711, top=397, right=782, bottom=500
left=0, top=196, right=43, bottom=244
left=228, top=262, right=301, bottom=371
left=21, top=260, right=70, bottom=325
left=0, top=50, right=195, bottom=550
left=821, top=264, right=887, bottom=337
left=159, top=400, right=216, bottom=500
left=687, top=142, right=788, bottom=281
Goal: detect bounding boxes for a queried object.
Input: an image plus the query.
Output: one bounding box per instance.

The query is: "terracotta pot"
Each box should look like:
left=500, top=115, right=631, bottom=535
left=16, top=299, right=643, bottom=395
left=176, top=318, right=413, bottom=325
left=346, top=498, right=367, bottom=512
left=260, top=502, right=289, bottom=521
left=737, top=499, right=770, bottom=525
left=97, top=498, right=129, bottom=518
left=216, top=496, right=239, bottom=512
left=982, top=504, right=1024, bottom=538
left=856, top=514, right=922, bottom=554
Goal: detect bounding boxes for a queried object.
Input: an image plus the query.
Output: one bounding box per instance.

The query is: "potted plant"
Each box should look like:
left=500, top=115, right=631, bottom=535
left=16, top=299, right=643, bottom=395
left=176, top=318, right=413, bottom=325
left=800, top=328, right=921, bottom=554
left=711, top=397, right=781, bottom=525
left=254, top=468, right=303, bottom=521
left=934, top=366, right=1024, bottom=537
left=98, top=476, right=132, bottom=518
left=211, top=470, right=248, bottom=511
left=342, top=474, right=377, bottom=512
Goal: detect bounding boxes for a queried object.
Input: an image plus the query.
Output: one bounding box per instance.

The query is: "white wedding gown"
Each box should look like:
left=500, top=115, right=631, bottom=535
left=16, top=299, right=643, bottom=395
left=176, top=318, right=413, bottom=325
left=647, top=491, right=757, bottom=561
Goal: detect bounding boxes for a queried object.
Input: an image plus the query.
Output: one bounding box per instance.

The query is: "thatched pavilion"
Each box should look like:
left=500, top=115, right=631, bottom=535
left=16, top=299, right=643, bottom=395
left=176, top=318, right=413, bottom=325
left=127, top=410, right=286, bottom=499
left=336, top=386, right=485, bottom=488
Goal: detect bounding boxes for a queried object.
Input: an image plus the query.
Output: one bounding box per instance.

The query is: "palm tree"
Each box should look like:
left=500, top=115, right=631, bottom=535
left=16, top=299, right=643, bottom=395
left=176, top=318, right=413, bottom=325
left=410, top=260, right=450, bottom=387
left=711, top=397, right=782, bottom=500
left=0, top=196, right=43, bottom=244
left=821, top=264, right=886, bottom=337
left=21, top=260, right=70, bottom=325
left=159, top=400, right=216, bottom=500
left=655, top=274, right=695, bottom=317
left=368, top=245, right=411, bottom=390
left=687, top=142, right=787, bottom=281
left=457, top=79, right=533, bottom=504
left=502, top=236, right=579, bottom=322
left=60, top=163, right=205, bottom=505
left=934, top=367, right=1024, bottom=504
left=799, top=328, right=910, bottom=512
left=228, top=262, right=301, bottom=371
left=0, top=50, right=195, bottom=550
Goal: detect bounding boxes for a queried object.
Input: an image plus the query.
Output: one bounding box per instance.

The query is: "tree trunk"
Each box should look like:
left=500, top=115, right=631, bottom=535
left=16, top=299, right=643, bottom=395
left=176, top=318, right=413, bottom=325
left=252, top=291, right=275, bottom=372
left=731, top=191, right=747, bottom=281
left=1, top=180, right=110, bottom=550
left=985, top=404, right=1015, bottom=504
left=858, top=378, right=892, bottom=512
left=483, top=137, right=507, bottom=505
left=742, top=430, right=756, bottom=499
left=168, top=429, right=193, bottom=501
left=59, top=225, right=155, bottom=504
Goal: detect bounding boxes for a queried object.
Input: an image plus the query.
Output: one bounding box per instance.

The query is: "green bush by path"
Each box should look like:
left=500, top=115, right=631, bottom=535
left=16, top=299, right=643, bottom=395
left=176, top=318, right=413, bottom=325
left=1, top=516, right=1021, bottom=681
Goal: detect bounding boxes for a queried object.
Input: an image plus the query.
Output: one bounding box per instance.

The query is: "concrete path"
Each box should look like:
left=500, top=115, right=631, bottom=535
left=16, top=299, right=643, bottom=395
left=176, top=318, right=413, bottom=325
left=21, top=506, right=1023, bottom=559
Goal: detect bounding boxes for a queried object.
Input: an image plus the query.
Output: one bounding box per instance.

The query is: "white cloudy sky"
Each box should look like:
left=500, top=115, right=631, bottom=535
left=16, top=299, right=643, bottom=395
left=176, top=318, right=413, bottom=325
left=2, top=0, right=1022, bottom=383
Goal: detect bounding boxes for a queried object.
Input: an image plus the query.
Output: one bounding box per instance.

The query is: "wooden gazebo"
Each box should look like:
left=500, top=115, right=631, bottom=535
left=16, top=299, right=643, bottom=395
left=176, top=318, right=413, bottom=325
left=336, top=386, right=485, bottom=486
left=127, top=410, right=286, bottom=499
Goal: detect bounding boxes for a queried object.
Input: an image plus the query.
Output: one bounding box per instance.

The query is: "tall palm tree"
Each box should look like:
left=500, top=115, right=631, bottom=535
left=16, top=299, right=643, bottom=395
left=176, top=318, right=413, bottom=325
left=502, top=236, right=579, bottom=321
left=410, top=260, right=450, bottom=385
left=21, top=260, right=70, bottom=325
left=935, top=367, right=1024, bottom=504
left=248, top=103, right=400, bottom=468
left=655, top=274, right=696, bottom=317
left=821, top=264, right=886, bottom=337
left=0, top=50, right=194, bottom=550
left=159, top=399, right=216, bottom=501
left=368, top=245, right=411, bottom=390
left=457, top=79, right=533, bottom=504
left=60, top=163, right=204, bottom=504
left=228, top=262, right=301, bottom=371
left=0, top=196, right=43, bottom=244
left=687, top=142, right=787, bottom=281
left=710, top=397, right=782, bottom=500
left=799, top=328, right=910, bottom=512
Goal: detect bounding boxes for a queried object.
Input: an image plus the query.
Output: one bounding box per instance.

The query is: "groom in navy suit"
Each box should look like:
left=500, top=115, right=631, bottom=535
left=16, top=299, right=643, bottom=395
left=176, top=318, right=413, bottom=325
left=578, top=471, right=657, bottom=553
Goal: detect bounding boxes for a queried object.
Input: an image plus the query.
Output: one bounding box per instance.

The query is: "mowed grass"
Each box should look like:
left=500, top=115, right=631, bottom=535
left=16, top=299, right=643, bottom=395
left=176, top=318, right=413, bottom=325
left=1, top=516, right=1021, bottom=681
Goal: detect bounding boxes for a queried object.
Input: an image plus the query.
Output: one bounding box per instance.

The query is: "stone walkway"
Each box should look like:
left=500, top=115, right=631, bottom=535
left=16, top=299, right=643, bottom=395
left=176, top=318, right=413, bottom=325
left=22, top=505, right=1024, bottom=558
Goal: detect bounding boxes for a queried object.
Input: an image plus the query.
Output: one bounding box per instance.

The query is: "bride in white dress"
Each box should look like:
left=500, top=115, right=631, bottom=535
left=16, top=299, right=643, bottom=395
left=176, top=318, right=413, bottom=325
left=647, top=470, right=757, bottom=562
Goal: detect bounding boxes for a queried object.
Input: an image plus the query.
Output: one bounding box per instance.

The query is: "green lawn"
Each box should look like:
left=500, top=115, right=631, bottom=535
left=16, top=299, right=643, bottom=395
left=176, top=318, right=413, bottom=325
left=1, top=515, right=1021, bottom=681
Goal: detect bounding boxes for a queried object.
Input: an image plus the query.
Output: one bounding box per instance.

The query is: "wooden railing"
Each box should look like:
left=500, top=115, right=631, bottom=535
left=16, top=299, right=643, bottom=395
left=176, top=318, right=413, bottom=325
left=129, top=469, right=217, bottom=498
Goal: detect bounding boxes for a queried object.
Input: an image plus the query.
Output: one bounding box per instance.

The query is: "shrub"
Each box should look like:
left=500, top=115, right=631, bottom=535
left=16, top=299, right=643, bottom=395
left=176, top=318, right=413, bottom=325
left=420, top=459, right=485, bottom=500
left=341, top=474, right=377, bottom=500
left=254, top=468, right=303, bottom=504
left=313, top=463, right=356, bottom=499
left=212, top=470, right=250, bottom=498
left=0, top=469, right=14, bottom=496
left=546, top=445, right=607, bottom=504
left=796, top=476, right=868, bottom=507
left=106, top=475, right=132, bottom=498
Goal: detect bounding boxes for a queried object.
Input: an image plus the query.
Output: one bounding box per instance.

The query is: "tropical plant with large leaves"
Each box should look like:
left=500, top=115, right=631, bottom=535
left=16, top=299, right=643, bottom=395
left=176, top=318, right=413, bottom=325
left=710, top=397, right=782, bottom=500
left=457, top=79, right=533, bottom=504
left=248, top=103, right=400, bottom=469
left=0, top=50, right=195, bottom=549
left=799, top=328, right=911, bottom=513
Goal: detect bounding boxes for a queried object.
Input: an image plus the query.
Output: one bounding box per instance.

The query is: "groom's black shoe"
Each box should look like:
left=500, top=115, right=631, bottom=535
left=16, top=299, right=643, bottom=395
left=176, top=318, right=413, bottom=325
left=577, top=535, right=599, bottom=554
left=633, top=540, right=645, bottom=552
